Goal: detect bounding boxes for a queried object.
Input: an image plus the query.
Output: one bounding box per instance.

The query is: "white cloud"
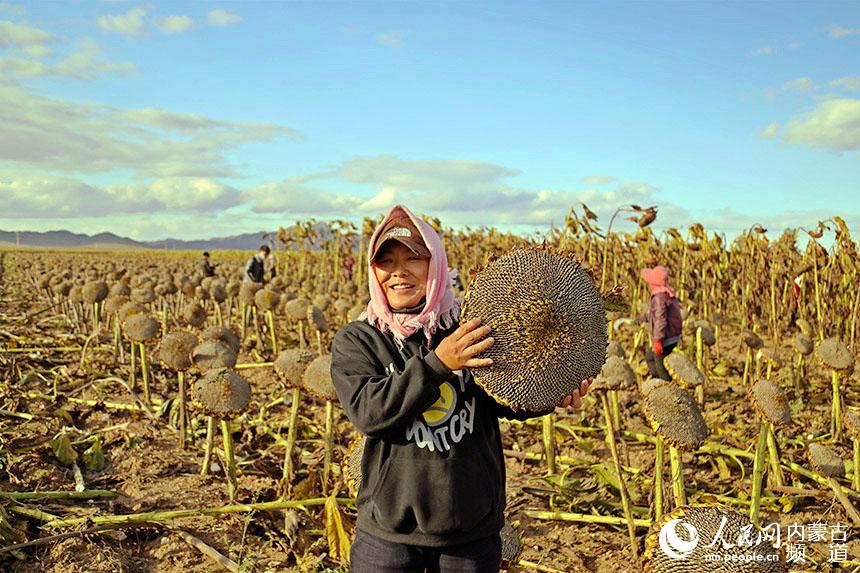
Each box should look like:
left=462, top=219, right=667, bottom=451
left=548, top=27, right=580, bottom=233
left=785, top=77, right=814, bottom=91
left=108, top=178, right=242, bottom=210
left=0, top=19, right=134, bottom=80
left=6, top=152, right=858, bottom=240
left=757, top=123, right=779, bottom=139
left=328, top=155, right=521, bottom=188
left=242, top=156, right=661, bottom=227
left=0, top=81, right=301, bottom=178
left=813, top=93, right=843, bottom=102
left=751, top=41, right=802, bottom=56
left=207, top=9, right=242, bottom=27
left=0, top=20, right=58, bottom=47
left=98, top=7, right=237, bottom=37
left=579, top=175, right=615, bottom=185
left=0, top=39, right=136, bottom=80
left=345, top=157, right=640, bottom=225
left=360, top=186, right=400, bottom=211
left=1, top=174, right=107, bottom=217
left=53, top=38, right=136, bottom=79
left=97, top=7, right=148, bottom=37
left=0, top=55, right=47, bottom=75
left=764, top=98, right=860, bottom=152
left=375, top=32, right=404, bottom=48
left=830, top=26, right=860, bottom=39
left=381, top=178, right=656, bottom=226
left=119, top=107, right=299, bottom=140
left=152, top=178, right=240, bottom=210
left=23, top=44, right=51, bottom=58
left=155, top=15, right=193, bottom=35
left=830, top=76, right=860, bottom=93
left=764, top=76, right=815, bottom=99
left=750, top=46, right=775, bottom=56
left=1, top=173, right=243, bottom=217
left=246, top=178, right=364, bottom=214
left=782, top=98, right=860, bottom=151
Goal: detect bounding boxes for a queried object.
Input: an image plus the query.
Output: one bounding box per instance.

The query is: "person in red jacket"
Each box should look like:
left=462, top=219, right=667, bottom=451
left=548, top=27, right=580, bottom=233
left=785, top=265, right=809, bottom=328
left=640, top=265, right=682, bottom=380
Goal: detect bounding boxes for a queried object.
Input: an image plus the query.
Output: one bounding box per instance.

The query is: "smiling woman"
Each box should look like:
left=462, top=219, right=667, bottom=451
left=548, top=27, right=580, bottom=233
left=329, top=204, right=591, bottom=573
left=371, top=217, right=431, bottom=310
left=373, top=242, right=430, bottom=310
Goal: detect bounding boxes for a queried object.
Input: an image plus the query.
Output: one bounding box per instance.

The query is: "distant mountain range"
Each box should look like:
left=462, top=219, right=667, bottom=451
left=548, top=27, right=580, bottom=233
left=0, top=229, right=276, bottom=251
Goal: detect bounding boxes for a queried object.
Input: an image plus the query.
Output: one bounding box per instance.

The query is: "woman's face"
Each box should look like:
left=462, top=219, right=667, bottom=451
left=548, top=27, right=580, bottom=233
left=372, top=242, right=430, bottom=310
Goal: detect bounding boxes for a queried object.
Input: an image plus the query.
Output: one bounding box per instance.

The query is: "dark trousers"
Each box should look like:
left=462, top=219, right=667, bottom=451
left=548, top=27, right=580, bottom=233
left=645, top=343, right=677, bottom=381
left=350, top=529, right=502, bottom=573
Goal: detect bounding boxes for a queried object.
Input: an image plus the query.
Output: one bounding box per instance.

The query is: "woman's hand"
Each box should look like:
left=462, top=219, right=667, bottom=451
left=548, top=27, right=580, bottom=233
left=435, top=318, right=494, bottom=371
left=560, top=378, right=592, bottom=409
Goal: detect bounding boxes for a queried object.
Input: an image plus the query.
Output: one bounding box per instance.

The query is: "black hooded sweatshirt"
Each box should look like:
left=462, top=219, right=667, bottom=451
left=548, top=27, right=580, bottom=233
left=331, top=318, right=547, bottom=548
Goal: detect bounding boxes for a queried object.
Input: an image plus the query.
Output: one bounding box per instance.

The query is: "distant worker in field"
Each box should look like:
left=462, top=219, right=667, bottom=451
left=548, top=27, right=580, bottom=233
left=200, top=251, right=217, bottom=277
left=640, top=265, right=682, bottom=380
left=243, top=245, right=276, bottom=284
left=786, top=262, right=811, bottom=328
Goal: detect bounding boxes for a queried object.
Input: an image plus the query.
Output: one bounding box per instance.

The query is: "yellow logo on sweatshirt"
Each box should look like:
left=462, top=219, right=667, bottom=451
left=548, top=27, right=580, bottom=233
left=407, top=371, right=475, bottom=452
left=421, top=381, right=456, bottom=426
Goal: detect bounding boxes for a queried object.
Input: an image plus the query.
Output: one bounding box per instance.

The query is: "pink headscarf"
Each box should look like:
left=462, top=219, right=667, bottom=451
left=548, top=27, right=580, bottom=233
left=363, top=205, right=460, bottom=346
left=640, top=265, right=677, bottom=298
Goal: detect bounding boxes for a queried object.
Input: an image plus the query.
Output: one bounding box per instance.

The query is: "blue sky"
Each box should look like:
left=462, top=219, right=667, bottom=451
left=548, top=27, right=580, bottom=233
left=1, top=1, right=858, bottom=241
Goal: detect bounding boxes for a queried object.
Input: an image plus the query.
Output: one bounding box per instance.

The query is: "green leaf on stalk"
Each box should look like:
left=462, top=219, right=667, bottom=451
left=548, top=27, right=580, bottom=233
left=83, top=437, right=105, bottom=472
left=155, top=398, right=173, bottom=420
left=49, top=433, right=77, bottom=466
